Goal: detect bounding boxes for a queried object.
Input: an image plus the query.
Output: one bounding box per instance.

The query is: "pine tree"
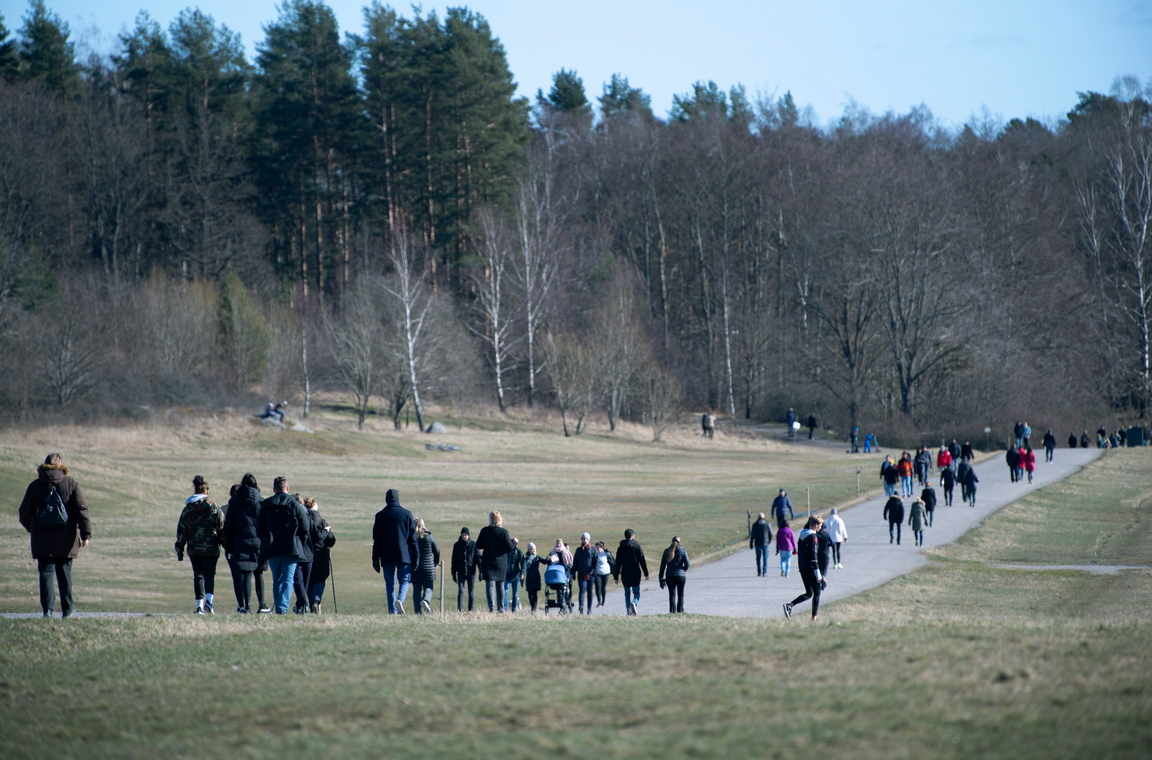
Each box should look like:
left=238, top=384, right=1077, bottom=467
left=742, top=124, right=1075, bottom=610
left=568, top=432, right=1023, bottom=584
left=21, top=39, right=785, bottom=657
left=17, top=0, right=79, bottom=97
left=0, top=12, right=19, bottom=81
left=598, top=73, right=652, bottom=121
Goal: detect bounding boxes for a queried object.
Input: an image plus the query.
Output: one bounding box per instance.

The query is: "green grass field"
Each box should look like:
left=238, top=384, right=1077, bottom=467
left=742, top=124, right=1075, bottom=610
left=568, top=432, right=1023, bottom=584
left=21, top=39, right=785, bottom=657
left=1, top=407, right=1150, bottom=759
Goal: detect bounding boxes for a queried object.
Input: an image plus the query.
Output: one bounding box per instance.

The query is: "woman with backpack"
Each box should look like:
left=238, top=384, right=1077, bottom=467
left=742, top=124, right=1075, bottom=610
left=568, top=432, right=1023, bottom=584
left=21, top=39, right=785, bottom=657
left=18, top=452, right=92, bottom=617
left=658, top=536, right=690, bottom=614
left=175, top=475, right=224, bottom=614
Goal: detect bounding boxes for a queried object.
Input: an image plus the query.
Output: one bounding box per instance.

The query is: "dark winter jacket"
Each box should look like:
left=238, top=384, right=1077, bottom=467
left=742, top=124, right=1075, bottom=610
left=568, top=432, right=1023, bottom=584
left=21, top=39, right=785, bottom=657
left=1006, top=447, right=1020, bottom=468
left=749, top=517, right=772, bottom=548
left=223, top=485, right=263, bottom=568
left=961, top=467, right=979, bottom=489
left=795, top=528, right=820, bottom=575
left=770, top=494, right=794, bottom=525
left=883, top=496, right=905, bottom=524
left=658, top=545, right=690, bottom=580
left=921, top=485, right=937, bottom=512
left=371, top=490, right=420, bottom=567
left=613, top=538, right=649, bottom=586
left=18, top=462, right=92, bottom=560
left=940, top=466, right=956, bottom=489
left=956, top=460, right=973, bottom=487
left=505, top=546, right=524, bottom=582
left=309, top=507, right=333, bottom=584
left=961, top=442, right=975, bottom=460
left=572, top=543, right=597, bottom=577
left=451, top=537, right=477, bottom=583
left=175, top=495, right=224, bottom=558
left=413, top=531, right=440, bottom=586
left=523, top=552, right=542, bottom=591
left=256, top=491, right=310, bottom=561
left=476, top=524, right=515, bottom=579
left=815, top=526, right=832, bottom=574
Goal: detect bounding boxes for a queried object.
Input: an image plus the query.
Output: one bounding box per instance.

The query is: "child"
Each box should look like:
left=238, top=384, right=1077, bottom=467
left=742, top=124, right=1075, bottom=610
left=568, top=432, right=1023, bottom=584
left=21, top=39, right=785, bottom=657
left=776, top=520, right=796, bottom=577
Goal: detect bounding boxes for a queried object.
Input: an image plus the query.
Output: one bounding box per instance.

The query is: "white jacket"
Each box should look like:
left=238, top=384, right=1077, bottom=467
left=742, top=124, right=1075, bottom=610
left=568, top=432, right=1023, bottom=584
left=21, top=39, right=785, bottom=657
left=825, top=513, right=848, bottom=543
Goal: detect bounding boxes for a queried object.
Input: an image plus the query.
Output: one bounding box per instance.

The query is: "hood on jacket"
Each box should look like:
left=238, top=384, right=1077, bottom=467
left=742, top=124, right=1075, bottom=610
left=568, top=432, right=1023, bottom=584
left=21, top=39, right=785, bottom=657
left=38, top=463, right=69, bottom=484
left=798, top=528, right=816, bottom=541
left=186, top=494, right=211, bottom=507
left=386, top=489, right=400, bottom=506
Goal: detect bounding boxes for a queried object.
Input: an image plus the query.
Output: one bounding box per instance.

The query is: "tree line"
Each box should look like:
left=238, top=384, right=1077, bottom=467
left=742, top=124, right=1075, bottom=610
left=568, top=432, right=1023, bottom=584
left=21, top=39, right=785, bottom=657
left=0, top=0, right=1149, bottom=444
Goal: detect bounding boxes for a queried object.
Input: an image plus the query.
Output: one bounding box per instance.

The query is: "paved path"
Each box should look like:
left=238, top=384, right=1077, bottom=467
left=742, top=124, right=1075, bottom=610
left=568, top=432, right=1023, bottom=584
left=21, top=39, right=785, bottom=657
left=592, top=446, right=1103, bottom=618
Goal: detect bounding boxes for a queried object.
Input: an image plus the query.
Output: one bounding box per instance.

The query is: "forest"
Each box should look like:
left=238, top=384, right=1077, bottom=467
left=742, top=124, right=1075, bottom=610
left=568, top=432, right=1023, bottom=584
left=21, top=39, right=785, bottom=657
left=0, top=0, right=1149, bottom=444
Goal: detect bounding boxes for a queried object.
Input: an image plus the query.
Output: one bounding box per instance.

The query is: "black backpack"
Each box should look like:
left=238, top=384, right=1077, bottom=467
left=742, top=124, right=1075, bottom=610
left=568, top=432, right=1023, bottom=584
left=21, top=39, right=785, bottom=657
left=36, top=485, right=70, bottom=529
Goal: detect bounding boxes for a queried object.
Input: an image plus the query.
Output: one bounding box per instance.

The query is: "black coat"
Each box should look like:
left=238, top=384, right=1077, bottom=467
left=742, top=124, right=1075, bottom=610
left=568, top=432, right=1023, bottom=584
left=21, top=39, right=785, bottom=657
left=883, top=496, right=905, bottom=524
left=476, top=525, right=515, bottom=578
left=223, top=486, right=263, bottom=567
left=613, top=538, right=648, bottom=586
left=308, top=509, right=333, bottom=583
left=451, top=537, right=476, bottom=582
left=796, top=529, right=820, bottom=574
left=256, top=492, right=310, bottom=561
left=921, top=486, right=937, bottom=511
left=749, top=518, right=772, bottom=548
left=372, top=503, right=420, bottom=566
left=413, top=532, right=440, bottom=586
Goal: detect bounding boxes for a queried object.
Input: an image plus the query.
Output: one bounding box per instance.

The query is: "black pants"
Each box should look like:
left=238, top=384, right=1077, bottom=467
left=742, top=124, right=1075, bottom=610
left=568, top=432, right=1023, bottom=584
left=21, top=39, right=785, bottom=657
left=230, top=562, right=266, bottom=610
left=942, top=483, right=954, bottom=506
left=594, top=574, right=608, bottom=605
left=457, top=577, right=475, bottom=611
left=527, top=588, right=539, bottom=612
left=889, top=520, right=902, bottom=543
left=189, top=555, right=218, bottom=599
left=38, top=557, right=73, bottom=615
left=665, top=576, right=685, bottom=613
left=789, top=568, right=822, bottom=618
left=294, top=561, right=312, bottom=610
left=831, top=542, right=842, bottom=565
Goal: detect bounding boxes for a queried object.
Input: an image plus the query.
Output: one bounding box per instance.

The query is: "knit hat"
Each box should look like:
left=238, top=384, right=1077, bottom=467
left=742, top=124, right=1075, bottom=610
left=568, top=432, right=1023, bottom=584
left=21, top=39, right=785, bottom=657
left=581, top=532, right=591, bottom=541
left=460, top=527, right=470, bottom=536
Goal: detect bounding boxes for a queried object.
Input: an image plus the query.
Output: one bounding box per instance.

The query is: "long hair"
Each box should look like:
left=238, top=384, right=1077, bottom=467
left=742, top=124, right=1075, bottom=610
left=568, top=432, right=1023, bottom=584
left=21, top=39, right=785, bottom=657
left=415, top=518, right=427, bottom=539
left=664, top=537, right=680, bottom=564
left=489, top=510, right=502, bottom=527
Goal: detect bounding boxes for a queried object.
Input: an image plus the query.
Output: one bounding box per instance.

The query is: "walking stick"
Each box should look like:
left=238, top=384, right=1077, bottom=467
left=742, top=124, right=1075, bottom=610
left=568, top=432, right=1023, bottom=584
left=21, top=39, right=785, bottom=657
left=439, top=560, right=444, bottom=614
left=329, top=553, right=338, bottom=614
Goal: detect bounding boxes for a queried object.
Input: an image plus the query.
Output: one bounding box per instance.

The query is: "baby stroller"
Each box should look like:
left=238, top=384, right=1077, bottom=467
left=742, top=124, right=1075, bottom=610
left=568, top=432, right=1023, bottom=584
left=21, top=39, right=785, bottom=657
left=543, top=562, right=573, bottom=615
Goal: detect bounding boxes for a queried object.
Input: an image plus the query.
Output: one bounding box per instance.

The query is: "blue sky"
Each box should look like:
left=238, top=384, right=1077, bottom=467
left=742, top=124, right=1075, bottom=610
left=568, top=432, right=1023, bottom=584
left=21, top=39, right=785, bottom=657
left=6, top=0, right=1151, bottom=129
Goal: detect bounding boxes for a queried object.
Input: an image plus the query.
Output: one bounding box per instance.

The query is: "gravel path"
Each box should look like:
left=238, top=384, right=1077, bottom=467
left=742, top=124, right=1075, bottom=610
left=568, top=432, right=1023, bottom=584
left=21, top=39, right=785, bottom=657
left=589, top=446, right=1103, bottom=618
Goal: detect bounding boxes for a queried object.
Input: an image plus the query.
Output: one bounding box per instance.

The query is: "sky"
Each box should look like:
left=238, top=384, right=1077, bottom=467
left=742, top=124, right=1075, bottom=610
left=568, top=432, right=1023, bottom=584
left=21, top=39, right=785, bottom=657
left=5, top=0, right=1151, bottom=129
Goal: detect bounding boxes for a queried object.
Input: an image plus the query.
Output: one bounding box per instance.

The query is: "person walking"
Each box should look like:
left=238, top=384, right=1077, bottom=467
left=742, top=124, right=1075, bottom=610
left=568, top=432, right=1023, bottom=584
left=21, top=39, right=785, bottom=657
left=451, top=527, right=477, bottom=612
left=1043, top=429, right=1057, bottom=462
left=783, top=515, right=824, bottom=621
left=807, top=414, right=817, bottom=439
left=371, top=488, right=420, bottom=615
left=749, top=511, right=773, bottom=577
left=956, top=459, right=974, bottom=504
left=897, top=452, right=915, bottom=497
left=572, top=532, right=597, bottom=614
left=504, top=537, right=524, bottom=612
left=961, top=465, right=980, bottom=507
left=825, top=508, right=847, bottom=568
left=613, top=529, right=649, bottom=616
left=304, top=497, right=335, bottom=614
left=658, top=536, right=690, bottom=614
left=290, top=492, right=319, bottom=615
left=908, top=498, right=928, bottom=547
left=940, top=465, right=956, bottom=507
left=256, top=476, right=310, bottom=615
left=476, top=510, right=515, bottom=613
left=1006, top=446, right=1020, bottom=483
left=920, top=482, right=938, bottom=527
left=881, top=456, right=899, bottom=497
left=175, top=475, right=224, bottom=614
left=593, top=541, right=613, bottom=607
left=914, top=447, right=932, bottom=488
left=815, top=519, right=832, bottom=590
left=776, top=520, right=796, bottom=577
left=223, top=473, right=268, bottom=614
left=785, top=408, right=797, bottom=438
left=961, top=440, right=975, bottom=461
left=411, top=518, right=440, bottom=615
left=770, top=489, right=794, bottom=528
left=936, top=445, right=953, bottom=474
left=884, top=494, right=905, bottom=545
left=523, top=542, right=543, bottom=613
left=1022, top=445, right=1037, bottom=484
left=18, top=453, right=92, bottom=618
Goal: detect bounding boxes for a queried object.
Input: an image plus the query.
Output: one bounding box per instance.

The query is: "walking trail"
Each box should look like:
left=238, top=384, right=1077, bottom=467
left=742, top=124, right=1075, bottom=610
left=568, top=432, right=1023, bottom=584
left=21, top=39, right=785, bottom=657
left=593, top=444, right=1103, bottom=618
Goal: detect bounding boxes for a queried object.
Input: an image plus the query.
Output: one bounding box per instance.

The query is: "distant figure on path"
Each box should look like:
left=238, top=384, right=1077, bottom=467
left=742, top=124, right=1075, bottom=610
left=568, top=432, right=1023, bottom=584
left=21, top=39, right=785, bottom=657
left=783, top=515, right=824, bottom=622
left=451, top=527, right=477, bottom=612
left=825, top=508, right=847, bottom=569
left=701, top=411, right=715, bottom=439
left=883, top=494, right=905, bottom=545
left=785, top=408, right=796, bottom=438
left=770, top=489, right=795, bottom=528
left=18, top=453, right=92, bottom=618
left=940, top=465, right=956, bottom=507
left=613, top=529, right=649, bottom=615
left=807, top=414, right=817, bottom=439
left=961, top=465, right=980, bottom=507
left=1006, top=446, right=1020, bottom=483
left=658, top=536, right=690, bottom=614
left=1022, top=446, right=1037, bottom=484
left=1068, top=432, right=1078, bottom=449
left=908, top=498, right=928, bottom=547
left=1043, top=429, right=1057, bottom=462
left=957, top=459, right=974, bottom=504
left=776, top=520, right=796, bottom=577
left=920, top=483, right=938, bottom=527
left=750, top=512, right=773, bottom=577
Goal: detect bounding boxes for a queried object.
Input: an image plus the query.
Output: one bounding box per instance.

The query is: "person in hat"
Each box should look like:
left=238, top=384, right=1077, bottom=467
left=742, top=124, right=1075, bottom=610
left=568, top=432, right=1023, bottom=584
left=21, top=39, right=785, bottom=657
left=572, top=532, right=597, bottom=614
left=371, top=488, right=420, bottom=614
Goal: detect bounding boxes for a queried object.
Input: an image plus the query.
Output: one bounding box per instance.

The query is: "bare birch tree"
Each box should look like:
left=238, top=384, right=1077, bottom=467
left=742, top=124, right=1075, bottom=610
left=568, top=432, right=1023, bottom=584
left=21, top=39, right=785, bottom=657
left=469, top=206, right=518, bottom=411
left=385, top=235, right=432, bottom=432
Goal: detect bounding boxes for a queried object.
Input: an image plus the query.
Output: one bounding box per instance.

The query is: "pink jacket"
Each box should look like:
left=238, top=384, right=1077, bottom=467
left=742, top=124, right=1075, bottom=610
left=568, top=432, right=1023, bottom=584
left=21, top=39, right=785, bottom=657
left=776, top=526, right=796, bottom=553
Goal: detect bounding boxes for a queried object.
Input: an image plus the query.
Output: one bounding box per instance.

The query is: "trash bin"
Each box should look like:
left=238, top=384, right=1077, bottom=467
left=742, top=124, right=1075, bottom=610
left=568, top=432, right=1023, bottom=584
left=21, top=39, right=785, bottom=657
left=1127, top=426, right=1146, bottom=447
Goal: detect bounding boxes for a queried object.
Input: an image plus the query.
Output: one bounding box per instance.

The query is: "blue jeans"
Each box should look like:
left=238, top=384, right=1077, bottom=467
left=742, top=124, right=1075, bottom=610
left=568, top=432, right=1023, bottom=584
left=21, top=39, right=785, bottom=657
left=503, top=576, right=521, bottom=612
left=901, top=476, right=913, bottom=496
left=309, top=581, right=326, bottom=606
left=382, top=562, right=412, bottom=614
left=485, top=578, right=506, bottom=612
left=884, top=481, right=895, bottom=496
left=754, top=546, right=769, bottom=575
left=624, top=585, right=641, bottom=613
left=577, top=576, right=594, bottom=611
left=267, top=557, right=298, bottom=614
left=780, top=552, right=791, bottom=576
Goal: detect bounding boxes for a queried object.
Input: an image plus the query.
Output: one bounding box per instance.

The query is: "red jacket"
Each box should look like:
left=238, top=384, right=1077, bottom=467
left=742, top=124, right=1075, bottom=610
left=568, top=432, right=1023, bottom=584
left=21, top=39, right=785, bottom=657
left=896, top=458, right=914, bottom=477
left=1022, top=449, right=1036, bottom=472
left=937, top=449, right=953, bottom=469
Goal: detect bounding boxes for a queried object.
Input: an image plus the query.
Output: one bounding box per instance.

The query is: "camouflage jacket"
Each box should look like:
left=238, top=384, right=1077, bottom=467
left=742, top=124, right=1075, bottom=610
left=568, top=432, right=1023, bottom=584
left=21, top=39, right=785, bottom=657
left=175, top=495, right=224, bottom=557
